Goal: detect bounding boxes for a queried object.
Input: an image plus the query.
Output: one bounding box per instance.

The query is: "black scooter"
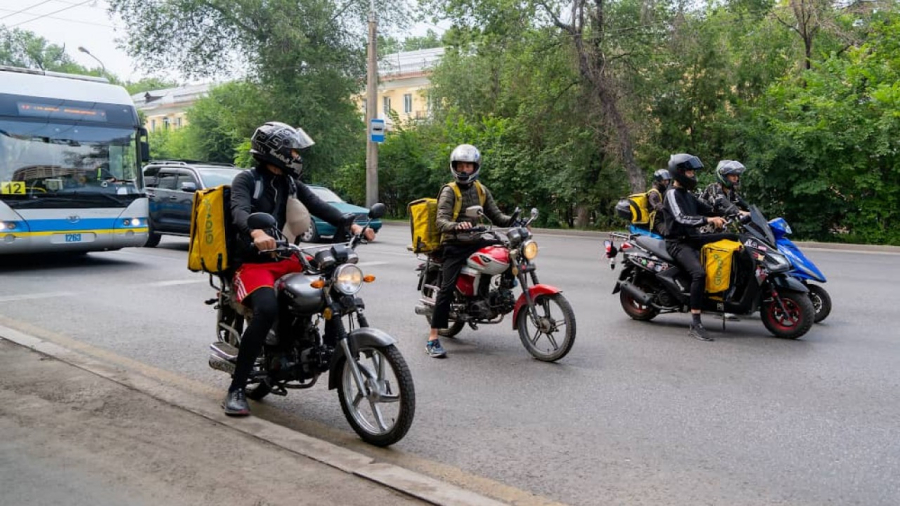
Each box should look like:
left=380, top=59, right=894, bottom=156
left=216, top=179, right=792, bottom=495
left=605, top=206, right=815, bottom=339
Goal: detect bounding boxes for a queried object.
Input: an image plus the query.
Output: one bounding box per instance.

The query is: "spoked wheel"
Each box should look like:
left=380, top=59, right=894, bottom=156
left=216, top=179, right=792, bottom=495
left=516, top=293, right=576, bottom=362
left=762, top=290, right=815, bottom=339
left=338, top=344, right=415, bottom=447
left=806, top=284, right=832, bottom=323
left=619, top=278, right=659, bottom=321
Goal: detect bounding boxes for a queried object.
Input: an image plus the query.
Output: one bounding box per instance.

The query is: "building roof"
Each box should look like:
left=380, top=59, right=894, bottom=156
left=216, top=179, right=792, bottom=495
left=379, top=47, right=444, bottom=78
left=130, top=83, right=214, bottom=112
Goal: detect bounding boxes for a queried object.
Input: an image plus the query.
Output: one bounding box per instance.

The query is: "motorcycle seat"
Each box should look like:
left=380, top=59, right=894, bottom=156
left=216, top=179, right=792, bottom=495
left=633, top=236, right=675, bottom=262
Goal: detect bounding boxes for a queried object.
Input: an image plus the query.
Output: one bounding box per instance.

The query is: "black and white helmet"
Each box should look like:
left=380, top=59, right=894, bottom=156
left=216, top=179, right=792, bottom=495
left=653, top=169, right=672, bottom=184
left=667, top=153, right=703, bottom=191
left=449, top=144, right=481, bottom=184
left=250, top=121, right=315, bottom=178
left=716, top=160, right=746, bottom=189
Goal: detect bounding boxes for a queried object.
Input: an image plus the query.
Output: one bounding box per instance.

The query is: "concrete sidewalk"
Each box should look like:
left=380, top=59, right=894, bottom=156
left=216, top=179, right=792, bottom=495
left=0, top=330, right=508, bottom=506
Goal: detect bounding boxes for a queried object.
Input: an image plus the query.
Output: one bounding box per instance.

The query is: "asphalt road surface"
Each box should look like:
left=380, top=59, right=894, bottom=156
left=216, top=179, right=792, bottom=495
left=1, top=224, right=898, bottom=506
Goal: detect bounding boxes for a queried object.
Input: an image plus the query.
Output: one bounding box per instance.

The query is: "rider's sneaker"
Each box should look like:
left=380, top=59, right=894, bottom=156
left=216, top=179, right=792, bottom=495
left=689, top=323, right=714, bottom=342
left=222, top=389, right=251, bottom=416
left=426, top=339, right=447, bottom=358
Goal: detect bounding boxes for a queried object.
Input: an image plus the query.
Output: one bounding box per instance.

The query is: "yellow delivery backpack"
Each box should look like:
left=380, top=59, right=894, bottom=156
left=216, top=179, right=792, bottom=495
left=408, top=182, right=485, bottom=254
left=701, top=239, right=743, bottom=293
left=615, top=188, right=662, bottom=229
left=187, top=184, right=234, bottom=274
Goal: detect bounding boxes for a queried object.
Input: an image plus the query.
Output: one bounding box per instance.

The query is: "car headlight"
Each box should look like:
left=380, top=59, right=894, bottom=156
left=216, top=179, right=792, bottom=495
left=763, top=251, right=791, bottom=273
left=522, top=240, right=539, bottom=260
left=334, top=264, right=363, bottom=295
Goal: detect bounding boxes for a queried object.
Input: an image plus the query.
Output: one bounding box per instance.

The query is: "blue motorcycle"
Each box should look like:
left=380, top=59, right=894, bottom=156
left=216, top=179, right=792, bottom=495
left=768, top=217, right=832, bottom=323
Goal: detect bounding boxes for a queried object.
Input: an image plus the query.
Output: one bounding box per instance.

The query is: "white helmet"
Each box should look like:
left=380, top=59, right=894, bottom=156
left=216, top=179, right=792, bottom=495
left=449, top=144, right=481, bottom=184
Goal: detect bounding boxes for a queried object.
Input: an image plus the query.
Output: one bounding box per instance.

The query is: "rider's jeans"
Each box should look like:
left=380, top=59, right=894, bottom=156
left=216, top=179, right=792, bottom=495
left=431, top=242, right=484, bottom=329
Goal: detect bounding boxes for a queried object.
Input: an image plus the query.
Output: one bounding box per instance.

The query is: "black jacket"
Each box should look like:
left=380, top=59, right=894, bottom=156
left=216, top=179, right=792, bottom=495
left=231, top=167, right=349, bottom=264
left=662, top=186, right=717, bottom=241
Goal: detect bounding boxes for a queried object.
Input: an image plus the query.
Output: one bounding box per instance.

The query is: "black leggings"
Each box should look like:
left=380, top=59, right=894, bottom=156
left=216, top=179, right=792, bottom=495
left=229, top=288, right=278, bottom=392
left=667, top=234, right=737, bottom=310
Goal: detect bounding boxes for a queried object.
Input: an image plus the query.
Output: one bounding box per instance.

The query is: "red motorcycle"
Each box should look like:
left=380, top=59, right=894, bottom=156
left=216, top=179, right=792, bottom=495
left=414, top=207, right=576, bottom=362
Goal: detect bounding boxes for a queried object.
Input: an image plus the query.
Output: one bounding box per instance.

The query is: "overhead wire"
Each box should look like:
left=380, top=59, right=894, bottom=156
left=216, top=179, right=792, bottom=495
left=0, top=7, right=113, bottom=27
left=6, top=0, right=96, bottom=29
left=0, top=0, right=56, bottom=21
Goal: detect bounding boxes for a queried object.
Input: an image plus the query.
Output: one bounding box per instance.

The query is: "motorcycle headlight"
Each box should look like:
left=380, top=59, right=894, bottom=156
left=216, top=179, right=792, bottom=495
left=334, top=264, right=363, bottom=295
left=522, top=240, right=539, bottom=260
left=763, top=251, right=791, bottom=273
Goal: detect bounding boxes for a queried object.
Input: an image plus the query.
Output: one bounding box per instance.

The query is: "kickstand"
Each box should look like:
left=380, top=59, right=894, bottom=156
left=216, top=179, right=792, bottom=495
left=722, top=314, right=726, bottom=331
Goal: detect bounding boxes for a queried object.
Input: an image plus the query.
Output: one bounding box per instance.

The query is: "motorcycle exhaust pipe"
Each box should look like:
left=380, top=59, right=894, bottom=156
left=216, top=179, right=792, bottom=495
left=208, top=342, right=239, bottom=375
left=414, top=304, right=430, bottom=315
left=619, top=280, right=653, bottom=306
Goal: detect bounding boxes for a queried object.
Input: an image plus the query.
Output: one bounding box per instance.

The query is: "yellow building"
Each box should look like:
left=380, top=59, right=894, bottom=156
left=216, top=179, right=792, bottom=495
left=358, top=47, right=444, bottom=129
left=130, top=83, right=213, bottom=132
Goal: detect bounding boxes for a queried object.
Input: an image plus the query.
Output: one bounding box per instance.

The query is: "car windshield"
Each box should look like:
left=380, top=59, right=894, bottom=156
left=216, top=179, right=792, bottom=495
left=311, top=187, right=344, bottom=203
left=197, top=168, right=242, bottom=188
left=0, top=120, right=141, bottom=208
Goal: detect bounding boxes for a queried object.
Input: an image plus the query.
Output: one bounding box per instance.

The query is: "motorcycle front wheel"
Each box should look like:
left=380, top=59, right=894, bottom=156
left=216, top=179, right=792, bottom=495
left=338, top=344, right=415, bottom=447
left=806, top=284, right=832, bottom=323
left=516, top=293, right=576, bottom=362
left=761, top=290, right=815, bottom=339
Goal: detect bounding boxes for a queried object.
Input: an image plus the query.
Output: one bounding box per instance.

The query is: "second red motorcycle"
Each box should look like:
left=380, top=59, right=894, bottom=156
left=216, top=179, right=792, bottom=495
left=414, top=207, right=576, bottom=362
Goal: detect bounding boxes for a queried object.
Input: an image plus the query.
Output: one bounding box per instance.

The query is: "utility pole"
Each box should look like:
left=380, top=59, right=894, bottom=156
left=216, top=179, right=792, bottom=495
left=364, top=0, right=379, bottom=207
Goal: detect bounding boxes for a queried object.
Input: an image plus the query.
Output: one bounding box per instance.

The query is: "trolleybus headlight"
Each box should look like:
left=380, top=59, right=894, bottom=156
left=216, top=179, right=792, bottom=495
left=0, top=221, right=17, bottom=230
left=522, top=240, right=539, bottom=260
left=122, top=218, right=142, bottom=227
left=334, top=264, right=364, bottom=295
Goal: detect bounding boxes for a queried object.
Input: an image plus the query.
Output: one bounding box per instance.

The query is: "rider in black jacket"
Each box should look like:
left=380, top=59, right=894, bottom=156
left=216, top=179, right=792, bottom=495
left=662, top=154, right=728, bottom=342
left=223, top=121, right=371, bottom=416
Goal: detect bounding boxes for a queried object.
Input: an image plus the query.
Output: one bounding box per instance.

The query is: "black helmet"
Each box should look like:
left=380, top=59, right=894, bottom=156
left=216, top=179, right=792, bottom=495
left=250, top=121, right=315, bottom=178
left=667, top=153, right=703, bottom=191
left=653, top=169, right=671, bottom=184
left=449, top=144, right=481, bottom=184
left=715, top=160, right=746, bottom=189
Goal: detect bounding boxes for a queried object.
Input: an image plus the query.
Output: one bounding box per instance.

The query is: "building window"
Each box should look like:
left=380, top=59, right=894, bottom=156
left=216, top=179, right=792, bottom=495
left=163, top=117, right=170, bottom=130
left=382, top=96, right=391, bottom=117
left=403, top=94, right=412, bottom=114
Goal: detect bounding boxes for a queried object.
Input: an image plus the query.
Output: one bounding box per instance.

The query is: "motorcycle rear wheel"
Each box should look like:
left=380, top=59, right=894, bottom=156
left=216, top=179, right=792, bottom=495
left=516, top=293, right=576, bottom=362
left=338, top=344, right=415, bottom=447
left=761, top=290, right=815, bottom=339
left=806, top=284, right=832, bottom=323
left=619, top=280, right=659, bottom=321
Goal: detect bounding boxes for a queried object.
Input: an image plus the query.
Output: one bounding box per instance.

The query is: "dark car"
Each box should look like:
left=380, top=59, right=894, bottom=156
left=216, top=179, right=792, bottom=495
left=301, top=185, right=383, bottom=242
left=142, top=161, right=243, bottom=247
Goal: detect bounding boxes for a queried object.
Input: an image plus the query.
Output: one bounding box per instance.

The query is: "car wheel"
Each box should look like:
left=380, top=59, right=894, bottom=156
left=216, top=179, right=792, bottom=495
left=144, top=230, right=161, bottom=248
left=301, top=221, right=320, bottom=243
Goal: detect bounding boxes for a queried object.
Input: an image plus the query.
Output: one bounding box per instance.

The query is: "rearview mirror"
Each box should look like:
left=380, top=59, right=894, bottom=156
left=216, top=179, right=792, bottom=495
left=247, top=212, right=277, bottom=230
left=530, top=208, right=539, bottom=219
left=180, top=182, right=197, bottom=192
left=464, top=206, right=483, bottom=218
left=368, top=203, right=386, bottom=219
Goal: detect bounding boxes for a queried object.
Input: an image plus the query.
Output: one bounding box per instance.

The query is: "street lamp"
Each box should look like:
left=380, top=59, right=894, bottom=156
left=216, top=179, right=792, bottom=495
left=77, top=46, right=106, bottom=75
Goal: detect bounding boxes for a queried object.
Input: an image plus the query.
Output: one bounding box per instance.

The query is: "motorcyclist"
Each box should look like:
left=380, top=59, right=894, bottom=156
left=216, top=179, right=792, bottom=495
left=662, top=153, right=730, bottom=342
left=648, top=169, right=671, bottom=236
left=426, top=144, right=515, bottom=358
left=224, top=121, right=373, bottom=416
left=700, top=160, right=750, bottom=219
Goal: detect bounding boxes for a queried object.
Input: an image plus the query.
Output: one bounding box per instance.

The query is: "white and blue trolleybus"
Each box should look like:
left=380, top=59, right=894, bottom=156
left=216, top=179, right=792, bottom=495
left=0, top=66, right=150, bottom=255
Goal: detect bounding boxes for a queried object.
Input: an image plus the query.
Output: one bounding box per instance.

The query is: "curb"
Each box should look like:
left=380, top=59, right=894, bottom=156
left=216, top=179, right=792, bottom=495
left=381, top=221, right=900, bottom=254
left=0, top=324, right=509, bottom=506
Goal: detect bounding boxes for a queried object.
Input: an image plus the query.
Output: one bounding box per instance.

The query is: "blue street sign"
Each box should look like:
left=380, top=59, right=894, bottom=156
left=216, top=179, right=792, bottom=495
left=370, top=118, right=385, bottom=143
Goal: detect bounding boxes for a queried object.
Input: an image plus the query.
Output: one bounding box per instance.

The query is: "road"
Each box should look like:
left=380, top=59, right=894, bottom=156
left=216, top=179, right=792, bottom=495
left=1, top=224, right=898, bottom=505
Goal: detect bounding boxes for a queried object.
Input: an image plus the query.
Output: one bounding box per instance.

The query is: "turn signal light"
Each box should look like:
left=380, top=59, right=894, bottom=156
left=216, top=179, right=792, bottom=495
left=310, top=279, right=325, bottom=289
left=363, top=275, right=376, bottom=283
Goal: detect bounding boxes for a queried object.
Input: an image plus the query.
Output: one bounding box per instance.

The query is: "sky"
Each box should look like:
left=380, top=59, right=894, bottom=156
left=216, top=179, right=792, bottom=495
left=1, top=0, right=447, bottom=86
left=0, top=0, right=157, bottom=82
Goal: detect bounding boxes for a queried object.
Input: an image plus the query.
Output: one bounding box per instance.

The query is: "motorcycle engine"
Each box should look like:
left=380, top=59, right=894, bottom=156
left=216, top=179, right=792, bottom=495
left=488, top=289, right=516, bottom=314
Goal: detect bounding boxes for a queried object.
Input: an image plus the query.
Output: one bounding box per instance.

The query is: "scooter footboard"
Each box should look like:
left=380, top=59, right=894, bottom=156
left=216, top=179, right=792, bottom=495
left=512, top=284, right=562, bottom=330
